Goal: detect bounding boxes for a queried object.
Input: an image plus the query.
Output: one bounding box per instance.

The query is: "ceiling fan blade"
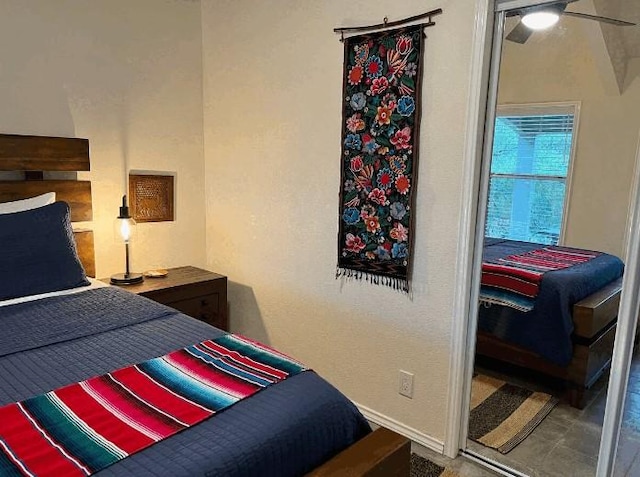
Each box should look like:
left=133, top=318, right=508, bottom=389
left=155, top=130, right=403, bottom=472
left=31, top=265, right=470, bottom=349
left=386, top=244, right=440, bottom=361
left=506, top=20, right=534, bottom=44
left=507, top=1, right=571, bottom=17
left=563, top=11, right=636, bottom=27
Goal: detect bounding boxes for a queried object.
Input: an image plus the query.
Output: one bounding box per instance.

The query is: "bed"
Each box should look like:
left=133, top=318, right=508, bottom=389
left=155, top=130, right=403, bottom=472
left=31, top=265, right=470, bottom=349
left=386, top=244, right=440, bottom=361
left=475, top=238, right=625, bottom=408
left=0, top=133, right=410, bottom=476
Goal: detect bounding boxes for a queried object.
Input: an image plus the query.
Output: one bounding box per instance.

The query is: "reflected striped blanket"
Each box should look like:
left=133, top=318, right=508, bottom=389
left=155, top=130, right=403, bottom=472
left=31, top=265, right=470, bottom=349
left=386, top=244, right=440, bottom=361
left=481, top=246, right=600, bottom=312
left=0, top=334, right=307, bottom=477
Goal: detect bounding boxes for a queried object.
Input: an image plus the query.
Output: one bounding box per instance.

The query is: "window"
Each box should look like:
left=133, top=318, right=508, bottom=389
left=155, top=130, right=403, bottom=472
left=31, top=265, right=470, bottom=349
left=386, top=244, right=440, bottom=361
left=485, top=103, right=578, bottom=245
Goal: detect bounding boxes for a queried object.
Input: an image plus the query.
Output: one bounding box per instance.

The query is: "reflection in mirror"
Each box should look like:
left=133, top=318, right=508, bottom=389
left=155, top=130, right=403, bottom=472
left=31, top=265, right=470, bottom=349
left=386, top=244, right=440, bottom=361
left=466, top=2, right=640, bottom=476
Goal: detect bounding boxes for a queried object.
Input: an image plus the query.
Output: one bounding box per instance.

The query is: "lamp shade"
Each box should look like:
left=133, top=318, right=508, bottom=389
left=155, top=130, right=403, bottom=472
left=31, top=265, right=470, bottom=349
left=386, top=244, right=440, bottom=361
left=114, top=216, right=136, bottom=243
left=113, top=194, right=136, bottom=243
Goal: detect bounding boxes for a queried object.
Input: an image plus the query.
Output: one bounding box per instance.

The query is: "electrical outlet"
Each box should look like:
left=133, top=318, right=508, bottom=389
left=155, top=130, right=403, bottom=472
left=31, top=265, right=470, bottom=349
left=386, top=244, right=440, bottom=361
left=399, top=370, right=414, bottom=398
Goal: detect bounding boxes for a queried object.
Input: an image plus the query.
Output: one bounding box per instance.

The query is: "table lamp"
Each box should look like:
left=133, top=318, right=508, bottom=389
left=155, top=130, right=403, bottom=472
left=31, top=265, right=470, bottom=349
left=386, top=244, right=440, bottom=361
left=110, top=195, right=144, bottom=285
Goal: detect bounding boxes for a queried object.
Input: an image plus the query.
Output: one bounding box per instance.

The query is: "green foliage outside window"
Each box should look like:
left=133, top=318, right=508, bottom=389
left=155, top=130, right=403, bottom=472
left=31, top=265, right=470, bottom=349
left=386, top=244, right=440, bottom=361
left=485, top=112, right=574, bottom=244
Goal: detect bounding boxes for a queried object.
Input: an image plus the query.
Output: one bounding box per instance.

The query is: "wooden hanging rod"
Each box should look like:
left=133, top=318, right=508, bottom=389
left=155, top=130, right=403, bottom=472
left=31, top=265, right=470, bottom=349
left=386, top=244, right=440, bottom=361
left=333, top=8, right=443, bottom=37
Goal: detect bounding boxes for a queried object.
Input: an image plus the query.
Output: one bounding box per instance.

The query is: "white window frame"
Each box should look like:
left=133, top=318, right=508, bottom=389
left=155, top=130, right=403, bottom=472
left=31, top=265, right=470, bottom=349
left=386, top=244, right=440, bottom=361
left=489, top=101, right=581, bottom=245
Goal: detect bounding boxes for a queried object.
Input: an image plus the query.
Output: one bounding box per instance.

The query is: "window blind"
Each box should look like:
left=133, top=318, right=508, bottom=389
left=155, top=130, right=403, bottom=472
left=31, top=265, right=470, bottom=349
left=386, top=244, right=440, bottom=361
left=486, top=108, right=575, bottom=245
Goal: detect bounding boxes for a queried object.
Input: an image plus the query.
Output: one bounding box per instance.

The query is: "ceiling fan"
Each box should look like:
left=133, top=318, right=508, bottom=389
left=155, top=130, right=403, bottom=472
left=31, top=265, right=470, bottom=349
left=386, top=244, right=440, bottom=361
left=506, top=0, right=636, bottom=44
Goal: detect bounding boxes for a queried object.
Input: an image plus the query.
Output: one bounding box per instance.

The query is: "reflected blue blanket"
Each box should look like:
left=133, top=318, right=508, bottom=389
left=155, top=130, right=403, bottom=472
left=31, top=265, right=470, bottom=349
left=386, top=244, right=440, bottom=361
left=0, top=287, right=370, bottom=476
left=478, top=239, right=624, bottom=366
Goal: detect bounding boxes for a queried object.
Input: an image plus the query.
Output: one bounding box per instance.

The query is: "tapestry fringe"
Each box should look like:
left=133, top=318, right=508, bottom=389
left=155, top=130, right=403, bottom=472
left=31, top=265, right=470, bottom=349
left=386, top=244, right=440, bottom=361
left=336, top=267, right=411, bottom=295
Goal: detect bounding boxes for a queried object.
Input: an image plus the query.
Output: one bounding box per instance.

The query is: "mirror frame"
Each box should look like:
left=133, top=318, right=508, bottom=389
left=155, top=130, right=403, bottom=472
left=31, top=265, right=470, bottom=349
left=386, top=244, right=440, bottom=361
left=598, top=137, right=640, bottom=475
left=446, top=1, right=640, bottom=475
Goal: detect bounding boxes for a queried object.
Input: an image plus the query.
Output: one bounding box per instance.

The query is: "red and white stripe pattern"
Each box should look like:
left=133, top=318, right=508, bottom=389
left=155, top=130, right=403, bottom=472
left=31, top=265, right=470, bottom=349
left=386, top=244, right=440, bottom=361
left=0, top=334, right=307, bottom=477
left=482, top=246, right=600, bottom=299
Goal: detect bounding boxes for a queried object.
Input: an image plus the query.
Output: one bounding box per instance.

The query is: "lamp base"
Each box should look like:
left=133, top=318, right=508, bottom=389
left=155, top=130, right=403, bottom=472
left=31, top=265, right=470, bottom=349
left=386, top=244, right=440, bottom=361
left=110, top=272, right=144, bottom=285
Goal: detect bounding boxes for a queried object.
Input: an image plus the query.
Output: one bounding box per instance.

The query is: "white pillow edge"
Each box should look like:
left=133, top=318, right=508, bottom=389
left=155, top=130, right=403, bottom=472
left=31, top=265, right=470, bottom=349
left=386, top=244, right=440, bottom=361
left=0, top=192, right=57, bottom=214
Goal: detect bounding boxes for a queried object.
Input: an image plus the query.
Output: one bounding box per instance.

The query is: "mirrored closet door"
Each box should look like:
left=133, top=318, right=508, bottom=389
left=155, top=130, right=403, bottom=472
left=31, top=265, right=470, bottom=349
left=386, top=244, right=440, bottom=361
left=463, top=0, right=640, bottom=475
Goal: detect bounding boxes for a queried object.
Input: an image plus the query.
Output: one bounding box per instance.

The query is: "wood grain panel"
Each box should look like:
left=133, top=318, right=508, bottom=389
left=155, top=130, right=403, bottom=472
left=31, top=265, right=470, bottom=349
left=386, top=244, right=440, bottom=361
left=0, top=134, right=89, bottom=171
left=306, top=427, right=410, bottom=477
left=74, top=230, right=96, bottom=278
left=573, top=277, right=622, bottom=339
left=0, top=180, right=92, bottom=221
left=570, top=321, right=617, bottom=387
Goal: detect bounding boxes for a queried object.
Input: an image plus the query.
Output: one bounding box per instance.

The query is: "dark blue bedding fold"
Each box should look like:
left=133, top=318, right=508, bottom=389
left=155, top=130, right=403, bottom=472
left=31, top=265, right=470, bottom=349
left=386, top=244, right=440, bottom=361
left=478, top=239, right=624, bottom=366
left=0, top=287, right=180, bottom=357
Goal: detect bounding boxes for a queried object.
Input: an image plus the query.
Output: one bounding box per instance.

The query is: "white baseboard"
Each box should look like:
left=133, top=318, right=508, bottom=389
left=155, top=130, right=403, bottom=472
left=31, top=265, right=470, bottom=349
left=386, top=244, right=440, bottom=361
left=353, top=401, right=445, bottom=454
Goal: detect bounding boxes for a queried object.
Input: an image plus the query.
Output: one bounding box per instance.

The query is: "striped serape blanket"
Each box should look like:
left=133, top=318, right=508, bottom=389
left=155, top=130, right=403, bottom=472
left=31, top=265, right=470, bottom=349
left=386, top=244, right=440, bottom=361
left=0, top=334, right=306, bottom=477
left=480, top=246, right=600, bottom=312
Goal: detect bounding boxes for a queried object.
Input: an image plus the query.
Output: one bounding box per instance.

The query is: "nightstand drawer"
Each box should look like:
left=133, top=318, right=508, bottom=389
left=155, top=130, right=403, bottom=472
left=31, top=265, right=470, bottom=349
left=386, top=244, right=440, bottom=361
left=167, top=293, right=224, bottom=329
left=141, top=281, right=219, bottom=304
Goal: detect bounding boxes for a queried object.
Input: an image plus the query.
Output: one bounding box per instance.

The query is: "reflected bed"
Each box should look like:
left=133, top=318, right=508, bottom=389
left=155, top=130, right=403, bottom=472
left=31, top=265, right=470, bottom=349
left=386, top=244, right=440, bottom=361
left=476, top=238, right=624, bottom=408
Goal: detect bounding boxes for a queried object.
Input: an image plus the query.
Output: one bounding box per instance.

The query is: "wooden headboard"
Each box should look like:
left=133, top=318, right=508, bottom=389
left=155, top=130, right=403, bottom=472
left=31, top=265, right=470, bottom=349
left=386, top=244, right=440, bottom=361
left=0, top=133, right=96, bottom=277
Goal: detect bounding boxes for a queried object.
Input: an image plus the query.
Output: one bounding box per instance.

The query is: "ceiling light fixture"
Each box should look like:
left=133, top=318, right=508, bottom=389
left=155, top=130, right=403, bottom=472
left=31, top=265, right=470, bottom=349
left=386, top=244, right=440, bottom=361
left=521, top=10, right=561, bottom=30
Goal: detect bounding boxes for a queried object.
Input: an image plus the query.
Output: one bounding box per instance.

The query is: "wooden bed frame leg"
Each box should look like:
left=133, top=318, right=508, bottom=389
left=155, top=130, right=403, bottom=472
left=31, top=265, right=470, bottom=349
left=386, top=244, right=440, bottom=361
left=567, top=386, right=587, bottom=410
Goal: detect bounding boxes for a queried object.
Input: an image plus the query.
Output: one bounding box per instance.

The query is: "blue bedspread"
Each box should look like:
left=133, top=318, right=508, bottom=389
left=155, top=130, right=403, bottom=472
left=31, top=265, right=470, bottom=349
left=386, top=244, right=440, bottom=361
left=478, top=239, right=624, bottom=367
left=0, top=287, right=370, bottom=476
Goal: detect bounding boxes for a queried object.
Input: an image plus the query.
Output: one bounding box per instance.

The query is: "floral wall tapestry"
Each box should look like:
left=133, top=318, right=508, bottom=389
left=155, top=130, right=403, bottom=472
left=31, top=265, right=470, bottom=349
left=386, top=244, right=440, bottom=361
left=337, top=25, right=424, bottom=293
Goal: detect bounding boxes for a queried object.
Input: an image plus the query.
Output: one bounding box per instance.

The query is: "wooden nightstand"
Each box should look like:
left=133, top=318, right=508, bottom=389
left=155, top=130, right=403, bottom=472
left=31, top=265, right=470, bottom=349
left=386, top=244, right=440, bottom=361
left=101, top=266, right=228, bottom=331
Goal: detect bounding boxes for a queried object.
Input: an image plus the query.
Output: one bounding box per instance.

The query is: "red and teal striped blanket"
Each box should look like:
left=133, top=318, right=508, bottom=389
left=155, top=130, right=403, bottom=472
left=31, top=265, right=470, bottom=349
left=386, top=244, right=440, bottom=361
left=0, top=334, right=306, bottom=477
left=481, top=246, right=600, bottom=312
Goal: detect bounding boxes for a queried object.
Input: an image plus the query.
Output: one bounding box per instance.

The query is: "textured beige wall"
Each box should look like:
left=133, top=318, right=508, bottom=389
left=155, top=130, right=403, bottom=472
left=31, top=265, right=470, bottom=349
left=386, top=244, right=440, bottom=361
left=498, top=16, right=640, bottom=257
left=0, top=0, right=206, bottom=277
left=202, top=0, right=475, bottom=443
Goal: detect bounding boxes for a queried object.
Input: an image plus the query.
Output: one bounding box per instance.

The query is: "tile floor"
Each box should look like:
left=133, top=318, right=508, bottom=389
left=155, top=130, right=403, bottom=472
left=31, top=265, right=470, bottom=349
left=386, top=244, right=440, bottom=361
left=463, top=351, right=640, bottom=477
left=411, top=442, right=498, bottom=477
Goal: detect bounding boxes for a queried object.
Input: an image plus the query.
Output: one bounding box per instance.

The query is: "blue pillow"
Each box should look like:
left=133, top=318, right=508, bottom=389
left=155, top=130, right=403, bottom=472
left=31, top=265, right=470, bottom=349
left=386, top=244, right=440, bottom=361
left=0, top=201, right=89, bottom=301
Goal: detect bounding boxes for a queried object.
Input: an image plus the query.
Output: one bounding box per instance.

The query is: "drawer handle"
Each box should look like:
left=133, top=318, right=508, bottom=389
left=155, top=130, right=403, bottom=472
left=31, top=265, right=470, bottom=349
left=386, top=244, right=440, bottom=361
left=201, top=299, right=209, bottom=306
